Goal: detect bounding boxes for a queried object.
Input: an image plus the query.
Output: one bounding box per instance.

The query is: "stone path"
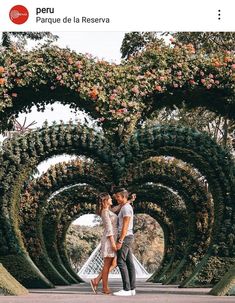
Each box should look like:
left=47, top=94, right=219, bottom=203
left=0, top=280, right=234, bottom=302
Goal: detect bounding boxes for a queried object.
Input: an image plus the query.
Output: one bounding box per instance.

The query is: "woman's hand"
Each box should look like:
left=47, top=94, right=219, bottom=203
left=130, top=193, right=136, bottom=203
left=112, top=243, right=117, bottom=251
left=127, top=194, right=136, bottom=205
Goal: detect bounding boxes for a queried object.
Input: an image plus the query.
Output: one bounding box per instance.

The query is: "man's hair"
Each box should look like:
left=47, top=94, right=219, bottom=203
left=113, top=187, right=129, bottom=199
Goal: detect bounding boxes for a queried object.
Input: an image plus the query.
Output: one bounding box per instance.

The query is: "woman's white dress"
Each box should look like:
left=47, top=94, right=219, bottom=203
left=100, top=209, right=118, bottom=258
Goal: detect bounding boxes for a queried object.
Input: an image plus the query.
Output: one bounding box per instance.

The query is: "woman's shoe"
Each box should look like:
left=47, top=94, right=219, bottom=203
left=90, top=279, right=98, bottom=294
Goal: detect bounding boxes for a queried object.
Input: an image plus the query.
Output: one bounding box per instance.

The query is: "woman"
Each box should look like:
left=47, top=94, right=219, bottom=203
left=90, top=192, right=136, bottom=294
left=90, top=192, right=118, bottom=294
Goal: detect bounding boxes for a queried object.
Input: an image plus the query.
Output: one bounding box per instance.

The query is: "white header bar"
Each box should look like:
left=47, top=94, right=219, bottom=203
left=0, top=0, right=234, bottom=31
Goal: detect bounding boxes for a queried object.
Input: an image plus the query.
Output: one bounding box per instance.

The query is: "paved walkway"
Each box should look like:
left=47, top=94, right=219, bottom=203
left=0, top=280, right=234, bottom=302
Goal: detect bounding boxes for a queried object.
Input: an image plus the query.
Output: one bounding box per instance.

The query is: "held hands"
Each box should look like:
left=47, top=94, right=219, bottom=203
left=112, top=243, right=117, bottom=252
left=116, top=242, right=123, bottom=250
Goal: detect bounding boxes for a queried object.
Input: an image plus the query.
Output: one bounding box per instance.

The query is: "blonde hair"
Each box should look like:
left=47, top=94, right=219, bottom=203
left=96, top=192, right=111, bottom=216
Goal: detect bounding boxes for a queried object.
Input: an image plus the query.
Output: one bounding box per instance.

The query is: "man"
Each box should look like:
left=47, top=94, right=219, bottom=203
left=113, top=188, right=136, bottom=296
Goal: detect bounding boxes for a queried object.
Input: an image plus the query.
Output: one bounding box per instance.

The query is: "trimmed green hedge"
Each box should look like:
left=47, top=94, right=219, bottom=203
left=0, top=123, right=111, bottom=288
left=0, top=122, right=234, bottom=295
left=126, top=157, right=213, bottom=285
left=0, top=263, right=28, bottom=295
left=123, top=125, right=235, bottom=289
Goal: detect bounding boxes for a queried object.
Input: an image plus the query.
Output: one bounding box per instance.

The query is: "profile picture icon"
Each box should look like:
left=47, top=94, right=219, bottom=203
left=9, top=5, right=29, bottom=25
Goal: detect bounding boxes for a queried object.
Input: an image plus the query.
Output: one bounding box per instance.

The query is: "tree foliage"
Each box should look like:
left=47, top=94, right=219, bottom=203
left=66, top=225, right=103, bottom=272
left=1, top=32, right=58, bottom=48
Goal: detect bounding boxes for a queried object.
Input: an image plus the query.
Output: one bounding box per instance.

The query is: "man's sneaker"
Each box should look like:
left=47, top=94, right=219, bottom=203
left=113, top=290, right=132, bottom=296
left=131, top=289, right=136, bottom=296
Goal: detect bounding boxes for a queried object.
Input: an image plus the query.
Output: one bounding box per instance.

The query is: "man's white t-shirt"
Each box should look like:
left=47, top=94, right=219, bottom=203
left=117, top=203, right=134, bottom=236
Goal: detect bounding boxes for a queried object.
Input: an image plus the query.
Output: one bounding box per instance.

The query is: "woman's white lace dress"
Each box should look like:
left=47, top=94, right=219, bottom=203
left=101, top=209, right=118, bottom=258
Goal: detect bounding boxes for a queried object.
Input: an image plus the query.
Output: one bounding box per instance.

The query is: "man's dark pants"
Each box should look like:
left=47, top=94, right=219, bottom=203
left=117, top=235, right=136, bottom=291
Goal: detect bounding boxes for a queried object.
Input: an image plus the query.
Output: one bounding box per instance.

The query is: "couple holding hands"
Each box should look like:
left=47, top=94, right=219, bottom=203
left=90, top=188, right=136, bottom=296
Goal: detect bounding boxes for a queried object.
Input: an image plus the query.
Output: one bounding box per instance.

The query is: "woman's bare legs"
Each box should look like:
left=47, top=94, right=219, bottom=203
left=110, top=256, right=117, bottom=272
left=92, top=257, right=117, bottom=287
left=102, top=257, right=114, bottom=292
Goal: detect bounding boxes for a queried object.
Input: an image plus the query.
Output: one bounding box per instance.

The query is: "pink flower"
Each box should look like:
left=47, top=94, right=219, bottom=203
left=67, top=58, right=73, bottom=64
left=155, top=85, right=162, bottom=92
left=207, top=84, right=212, bottom=89
left=12, top=93, right=17, bottom=97
left=231, top=64, right=235, bottom=70
left=109, top=94, right=116, bottom=101
left=201, top=79, right=206, bottom=84
left=209, top=74, right=214, bottom=79
left=131, top=85, right=139, bottom=94
left=173, top=83, right=179, bottom=88
left=189, top=79, right=195, bottom=85
left=76, top=61, right=83, bottom=68
left=117, top=108, right=128, bottom=114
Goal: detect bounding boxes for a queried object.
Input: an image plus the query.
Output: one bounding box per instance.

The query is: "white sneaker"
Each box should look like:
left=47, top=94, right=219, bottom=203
left=131, top=289, right=136, bottom=296
left=113, top=290, right=132, bottom=296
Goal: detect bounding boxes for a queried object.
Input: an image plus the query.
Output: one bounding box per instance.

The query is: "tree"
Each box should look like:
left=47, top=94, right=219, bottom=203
left=121, top=32, right=235, bottom=59
left=120, top=32, right=163, bottom=59
left=1, top=32, right=58, bottom=48
left=170, top=32, right=235, bottom=53
left=133, top=214, right=164, bottom=273
left=120, top=32, right=235, bottom=149
left=66, top=224, right=103, bottom=271
left=145, top=106, right=235, bottom=149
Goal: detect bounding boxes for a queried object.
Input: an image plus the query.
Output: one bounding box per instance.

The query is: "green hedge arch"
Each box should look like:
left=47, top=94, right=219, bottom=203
left=123, top=124, right=235, bottom=290
left=38, top=157, right=209, bottom=288
left=43, top=181, right=187, bottom=286
left=125, top=157, right=213, bottom=285
left=0, top=121, right=234, bottom=295
left=23, top=159, right=187, bottom=286
left=128, top=184, right=188, bottom=284
left=20, top=159, right=108, bottom=286
left=0, top=123, right=111, bottom=288
left=45, top=191, right=178, bottom=285
left=42, top=187, right=98, bottom=284
left=43, top=187, right=98, bottom=282
left=0, top=263, right=28, bottom=296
